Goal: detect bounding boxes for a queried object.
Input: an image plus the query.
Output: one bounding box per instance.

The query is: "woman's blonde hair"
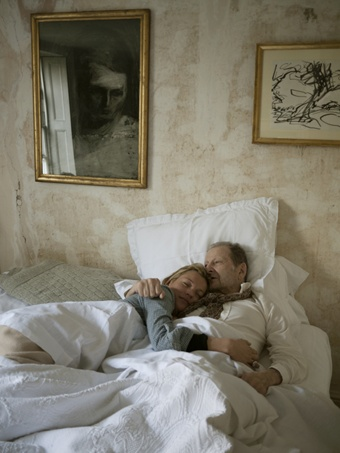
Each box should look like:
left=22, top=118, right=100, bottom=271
left=162, top=263, right=209, bottom=289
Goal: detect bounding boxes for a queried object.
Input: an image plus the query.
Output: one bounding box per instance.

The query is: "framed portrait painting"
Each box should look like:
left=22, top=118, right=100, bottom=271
left=253, top=43, right=340, bottom=146
left=31, top=9, right=150, bottom=188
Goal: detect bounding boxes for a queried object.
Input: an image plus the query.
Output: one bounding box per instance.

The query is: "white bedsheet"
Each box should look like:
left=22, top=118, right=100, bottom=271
left=0, top=302, right=339, bottom=452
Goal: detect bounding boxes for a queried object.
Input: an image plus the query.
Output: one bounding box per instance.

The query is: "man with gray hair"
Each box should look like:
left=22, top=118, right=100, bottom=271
left=123, top=241, right=307, bottom=395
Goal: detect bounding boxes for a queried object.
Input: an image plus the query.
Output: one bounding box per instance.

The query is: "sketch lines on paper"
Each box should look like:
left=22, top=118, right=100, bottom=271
left=272, top=60, right=340, bottom=130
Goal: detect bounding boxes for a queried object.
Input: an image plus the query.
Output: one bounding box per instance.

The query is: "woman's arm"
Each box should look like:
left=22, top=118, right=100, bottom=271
left=127, top=288, right=259, bottom=366
left=127, top=286, right=194, bottom=351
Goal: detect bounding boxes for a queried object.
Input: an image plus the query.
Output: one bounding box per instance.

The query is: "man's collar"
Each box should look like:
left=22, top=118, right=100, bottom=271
left=240, top=282, right=251, bottom=294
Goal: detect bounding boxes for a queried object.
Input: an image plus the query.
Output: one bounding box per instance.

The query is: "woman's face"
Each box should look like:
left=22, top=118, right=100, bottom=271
left=168, top=270, right=207, bottom=313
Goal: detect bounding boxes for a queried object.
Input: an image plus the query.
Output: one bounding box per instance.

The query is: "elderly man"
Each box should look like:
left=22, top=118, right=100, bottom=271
left=121, top=241, right=307, bottom=395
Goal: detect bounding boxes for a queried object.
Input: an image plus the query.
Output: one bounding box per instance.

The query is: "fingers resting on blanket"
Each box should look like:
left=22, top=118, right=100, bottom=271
left=240, top=368, right=283, bottom=395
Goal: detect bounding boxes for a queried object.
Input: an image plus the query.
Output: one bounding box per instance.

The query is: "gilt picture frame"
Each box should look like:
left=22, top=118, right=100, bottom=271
left=31, top=9, right=150, bottom=188
left=253, top=43, right=340, bottom=146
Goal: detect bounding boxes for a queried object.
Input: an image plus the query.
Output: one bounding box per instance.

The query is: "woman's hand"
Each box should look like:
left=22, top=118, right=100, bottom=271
left=226, top=338, right=259, bottom=366
left=125, top=278, right=165, bottom=299
left=207, top=337, right=259, bottom=366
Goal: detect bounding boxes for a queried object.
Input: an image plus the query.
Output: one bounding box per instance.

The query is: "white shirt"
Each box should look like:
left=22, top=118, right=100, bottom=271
left=175, top=282, right=307, bottom=385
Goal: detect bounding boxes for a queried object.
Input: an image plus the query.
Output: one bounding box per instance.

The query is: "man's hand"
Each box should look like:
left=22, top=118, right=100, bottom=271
left=125, top=278, right=165, bottom=299
left=240, top=368, right=282, bottom=395
left=207, top=337, right=258, bottom=366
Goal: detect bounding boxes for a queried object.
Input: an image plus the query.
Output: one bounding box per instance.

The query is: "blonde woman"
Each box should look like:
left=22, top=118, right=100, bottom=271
left=124, top=263, right=209, bottom=352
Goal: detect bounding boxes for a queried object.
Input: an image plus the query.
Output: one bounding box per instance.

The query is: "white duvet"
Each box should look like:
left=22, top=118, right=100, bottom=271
left=0, top=301, right=339, bottom=452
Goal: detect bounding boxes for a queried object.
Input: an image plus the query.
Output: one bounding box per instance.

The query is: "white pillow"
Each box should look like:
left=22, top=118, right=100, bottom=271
left=127, top=197, right=278, bottom=283
left=276, top=255, right=309, bottom=295
left=257, top=256, right=310, bottom=325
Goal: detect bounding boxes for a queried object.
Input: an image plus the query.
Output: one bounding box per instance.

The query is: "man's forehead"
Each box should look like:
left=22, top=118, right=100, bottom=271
left=206, top=246, right=230, bottom=260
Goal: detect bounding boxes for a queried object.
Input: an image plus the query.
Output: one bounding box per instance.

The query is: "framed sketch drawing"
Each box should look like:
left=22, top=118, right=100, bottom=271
left=253, top=43, right=340, bottom=146
left=31, top=10, right=150, bottom=188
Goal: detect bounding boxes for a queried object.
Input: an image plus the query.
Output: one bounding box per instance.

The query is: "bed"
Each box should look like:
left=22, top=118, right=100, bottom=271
left=0, top=197, right=339, bottom=452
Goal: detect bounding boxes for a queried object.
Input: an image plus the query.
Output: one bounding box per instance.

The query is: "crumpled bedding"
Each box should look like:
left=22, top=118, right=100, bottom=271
left=0, top=306, right=339, bottom=452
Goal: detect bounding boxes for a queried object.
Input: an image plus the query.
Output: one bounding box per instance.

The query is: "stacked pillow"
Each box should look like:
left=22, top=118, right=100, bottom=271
left=127, top=197, right=278, bottom=283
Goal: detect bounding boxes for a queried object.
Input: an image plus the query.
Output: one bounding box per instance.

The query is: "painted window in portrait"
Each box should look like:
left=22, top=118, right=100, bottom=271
left=31, top=10, right=150, bottom=188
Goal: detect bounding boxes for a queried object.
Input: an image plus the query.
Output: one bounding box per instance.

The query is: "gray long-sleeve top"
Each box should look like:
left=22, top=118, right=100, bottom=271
left=125, top=285, right=207, bottom=352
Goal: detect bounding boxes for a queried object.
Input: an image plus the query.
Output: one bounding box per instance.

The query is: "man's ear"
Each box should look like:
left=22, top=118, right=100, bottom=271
left=238, top=263, right=247, bottom=282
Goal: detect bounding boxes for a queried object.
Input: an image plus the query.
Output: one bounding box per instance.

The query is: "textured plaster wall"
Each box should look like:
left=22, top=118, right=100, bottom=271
left=1, top=0, right=339, bottom=398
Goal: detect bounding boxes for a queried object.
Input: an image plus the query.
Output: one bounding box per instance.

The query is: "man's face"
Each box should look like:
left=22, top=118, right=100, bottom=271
left=204, top=246, right=246, bottom=294
left=88, top=63, right=127, bottom=122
